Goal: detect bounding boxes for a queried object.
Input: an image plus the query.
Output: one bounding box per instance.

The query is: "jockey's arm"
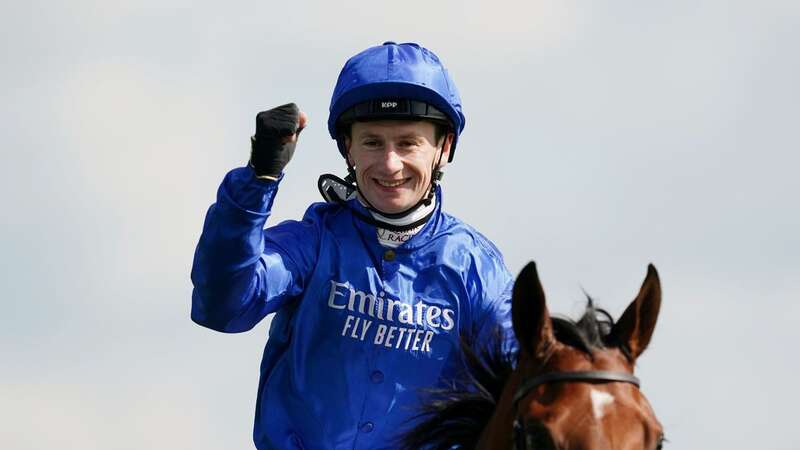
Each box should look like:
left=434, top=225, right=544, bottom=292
left=190, top=167, right=319, bottom=333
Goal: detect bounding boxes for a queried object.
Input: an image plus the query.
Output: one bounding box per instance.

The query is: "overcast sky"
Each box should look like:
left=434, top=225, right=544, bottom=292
left=2, top=1, right=798, bottom=449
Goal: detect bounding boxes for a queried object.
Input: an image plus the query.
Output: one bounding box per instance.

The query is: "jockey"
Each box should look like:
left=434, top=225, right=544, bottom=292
left=191, top=42, right=516, bottom=450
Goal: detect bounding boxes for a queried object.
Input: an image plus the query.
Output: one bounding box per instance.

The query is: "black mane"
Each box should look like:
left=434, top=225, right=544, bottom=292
left=551, top=298, right=619, bottom=357
left=399, top=299, right=617, bottom=450
left=398, top=330, right=514, bottom=450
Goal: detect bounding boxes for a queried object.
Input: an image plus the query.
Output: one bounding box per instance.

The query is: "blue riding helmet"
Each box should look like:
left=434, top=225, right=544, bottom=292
left=328, top=42, right=466, bottom=162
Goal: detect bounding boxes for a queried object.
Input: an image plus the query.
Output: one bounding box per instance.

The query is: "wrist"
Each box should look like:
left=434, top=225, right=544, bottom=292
left=249, top=135, right=289, bottom=178
left=247, top=160, right=280, bottom=181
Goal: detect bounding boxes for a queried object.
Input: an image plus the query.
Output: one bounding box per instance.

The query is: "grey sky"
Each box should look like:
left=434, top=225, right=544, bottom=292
left=2, top=1, right=798, bottom=448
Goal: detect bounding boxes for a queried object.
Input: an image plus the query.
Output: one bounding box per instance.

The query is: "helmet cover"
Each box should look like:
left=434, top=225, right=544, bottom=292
left=328, top=42, right=465, bottom=161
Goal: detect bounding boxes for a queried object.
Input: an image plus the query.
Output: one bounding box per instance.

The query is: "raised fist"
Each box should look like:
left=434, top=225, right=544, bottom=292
left=249, top=103, right=307, bottom=179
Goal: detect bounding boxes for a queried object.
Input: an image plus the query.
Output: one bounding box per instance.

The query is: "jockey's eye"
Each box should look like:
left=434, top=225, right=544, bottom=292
left=397, top=139, right=419, bottom=149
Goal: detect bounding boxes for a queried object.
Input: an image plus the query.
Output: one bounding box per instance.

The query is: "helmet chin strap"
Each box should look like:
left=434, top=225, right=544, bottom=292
left=344, top=143, right=445, bottom=219
left=318, top=142, right=445, bottom=232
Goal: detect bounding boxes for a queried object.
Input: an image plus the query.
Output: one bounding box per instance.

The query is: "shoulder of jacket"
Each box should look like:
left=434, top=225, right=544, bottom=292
left=439, top=211, right=506, bottom=264
left=301, top=201, right=347, bottom=221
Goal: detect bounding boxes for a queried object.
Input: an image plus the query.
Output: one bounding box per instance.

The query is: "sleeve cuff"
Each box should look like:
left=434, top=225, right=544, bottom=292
left=219, top=166, right=284, bottom=214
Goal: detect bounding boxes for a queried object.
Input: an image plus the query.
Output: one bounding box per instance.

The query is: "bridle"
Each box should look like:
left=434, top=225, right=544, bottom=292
left=511, top=371, right=641, bottom=450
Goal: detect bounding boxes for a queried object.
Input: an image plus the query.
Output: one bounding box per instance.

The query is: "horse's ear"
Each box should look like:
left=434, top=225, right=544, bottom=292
left=512, top=261, right=554, bottom=361
left=611, top=264, right=662, bottom=360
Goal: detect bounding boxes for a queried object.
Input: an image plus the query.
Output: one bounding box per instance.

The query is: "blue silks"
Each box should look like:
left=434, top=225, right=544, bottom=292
left=191, top=167, right=515, bottom=450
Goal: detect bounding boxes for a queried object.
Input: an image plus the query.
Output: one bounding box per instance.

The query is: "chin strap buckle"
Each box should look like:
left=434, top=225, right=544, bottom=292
left=422, top=169, right=444, bottom=205
left=318, top=173, right=357, bottom=204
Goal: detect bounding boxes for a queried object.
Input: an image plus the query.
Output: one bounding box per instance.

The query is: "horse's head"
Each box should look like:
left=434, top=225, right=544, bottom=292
left=481, top=262, right=664, bottom=450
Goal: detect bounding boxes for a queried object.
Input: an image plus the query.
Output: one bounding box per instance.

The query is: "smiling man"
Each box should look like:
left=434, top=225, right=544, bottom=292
left=349, top=120, right=446, bottom=214
left=191, top=42, right=516, bottom=449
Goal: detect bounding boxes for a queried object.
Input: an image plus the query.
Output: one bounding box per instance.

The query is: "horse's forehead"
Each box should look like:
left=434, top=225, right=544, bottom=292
left=516, top=347, right=646, bottom=431
left=525, top=383, right=657, bottom=448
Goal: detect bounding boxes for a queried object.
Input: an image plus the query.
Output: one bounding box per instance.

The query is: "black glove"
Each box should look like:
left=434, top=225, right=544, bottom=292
left=249, top=103, right=303, bottom=178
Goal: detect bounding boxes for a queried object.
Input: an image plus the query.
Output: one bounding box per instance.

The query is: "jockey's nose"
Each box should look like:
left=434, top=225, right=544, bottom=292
left=379, top=145, right=404, bottom=173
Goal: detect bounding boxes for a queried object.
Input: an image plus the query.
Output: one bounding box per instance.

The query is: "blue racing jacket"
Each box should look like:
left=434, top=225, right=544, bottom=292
left=191, top=167, right=515, bottom=450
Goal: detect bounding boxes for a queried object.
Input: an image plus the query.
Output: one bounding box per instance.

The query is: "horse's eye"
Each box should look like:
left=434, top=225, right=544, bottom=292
left=525, top=422, right=555, bottom=450
left=656, top=435, right=667, bottom=450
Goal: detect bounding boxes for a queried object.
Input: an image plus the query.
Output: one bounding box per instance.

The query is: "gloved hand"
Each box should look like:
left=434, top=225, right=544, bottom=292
left=249, top=103, right=306, bottom=179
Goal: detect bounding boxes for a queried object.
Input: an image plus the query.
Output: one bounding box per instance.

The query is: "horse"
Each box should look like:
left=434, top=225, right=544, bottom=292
left=401, top=261, right=664, bottom=450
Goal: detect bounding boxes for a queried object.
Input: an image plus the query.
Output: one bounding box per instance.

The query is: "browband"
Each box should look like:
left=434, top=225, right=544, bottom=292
left=512, top=370, right=641, bottom=407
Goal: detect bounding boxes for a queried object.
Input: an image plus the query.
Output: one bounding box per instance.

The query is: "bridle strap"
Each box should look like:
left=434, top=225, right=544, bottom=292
left=511, top=370, right=641, bottom=450
left=512, top=371, right=640, bottom=408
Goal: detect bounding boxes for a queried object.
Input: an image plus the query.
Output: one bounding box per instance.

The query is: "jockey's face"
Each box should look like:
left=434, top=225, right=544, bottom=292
left=346, top=120, right=453, bottom=215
